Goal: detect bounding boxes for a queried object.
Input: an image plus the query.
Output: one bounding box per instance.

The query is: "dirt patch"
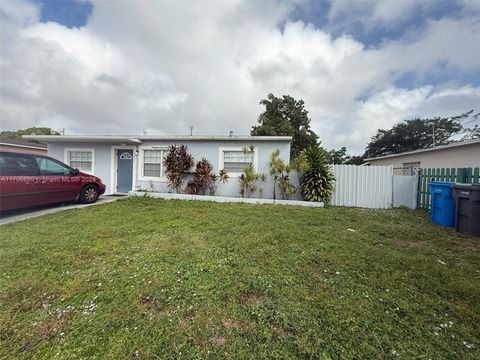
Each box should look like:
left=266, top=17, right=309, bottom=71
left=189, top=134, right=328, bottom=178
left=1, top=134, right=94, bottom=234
left=238, top=290, right=263, bottom=306
left=140, top=296, right=169, bottom=320
left=20, top=310, right=75, bottom=354
left=141, top=296, right=156, bottom=310
left=210, top=334, right=226, bottom=347
left=272, top=326, right=292, bottom=341
left=4, top=282, right=55, bottom=312
left=222, top=318, right=248, bottom=330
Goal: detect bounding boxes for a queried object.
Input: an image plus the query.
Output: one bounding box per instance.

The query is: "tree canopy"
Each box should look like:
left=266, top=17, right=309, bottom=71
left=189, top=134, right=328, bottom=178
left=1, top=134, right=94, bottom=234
left=251, top=94, right=319, bottom=159
left=326, top=147, right=365, bottom=165
left=363, top=111, right=479, bottom=158
left=0, top=127, right=60, bottom=139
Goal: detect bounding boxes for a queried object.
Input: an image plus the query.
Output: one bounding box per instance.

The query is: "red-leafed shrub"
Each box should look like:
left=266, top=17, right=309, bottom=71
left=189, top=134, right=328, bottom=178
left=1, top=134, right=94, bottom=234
left=163, top=145, right=194, bottom=193
left=187, top=158, right=229, bottom=195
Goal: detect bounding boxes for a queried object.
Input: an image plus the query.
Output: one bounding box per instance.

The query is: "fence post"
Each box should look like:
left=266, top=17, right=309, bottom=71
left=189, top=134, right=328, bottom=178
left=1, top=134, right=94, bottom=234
left=416, top=169, right=422, bottom=209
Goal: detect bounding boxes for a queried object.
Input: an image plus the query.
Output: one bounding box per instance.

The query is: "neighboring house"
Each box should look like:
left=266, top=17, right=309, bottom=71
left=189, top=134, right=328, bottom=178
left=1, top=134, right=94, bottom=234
left=23, top=135, right=292, bottom=197
left=0, top=137, right=47, bottom=155
left=365, top=138, right=480, bottom=174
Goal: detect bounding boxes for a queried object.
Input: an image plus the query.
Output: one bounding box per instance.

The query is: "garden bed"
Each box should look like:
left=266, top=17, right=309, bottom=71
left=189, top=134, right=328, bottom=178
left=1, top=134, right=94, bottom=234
left=129, top=191, right=324, bottom=207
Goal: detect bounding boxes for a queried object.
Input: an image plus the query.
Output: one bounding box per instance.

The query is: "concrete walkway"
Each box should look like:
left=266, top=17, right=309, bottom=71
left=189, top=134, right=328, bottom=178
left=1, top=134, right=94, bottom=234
left=0, top=195, right=125, bottom=226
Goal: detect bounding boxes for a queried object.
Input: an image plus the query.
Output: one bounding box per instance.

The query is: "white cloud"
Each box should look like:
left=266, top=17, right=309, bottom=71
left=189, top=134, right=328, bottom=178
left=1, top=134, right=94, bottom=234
left=328, top=0, right=424, bottom=30
left=1, top=0, right=479, bottom=154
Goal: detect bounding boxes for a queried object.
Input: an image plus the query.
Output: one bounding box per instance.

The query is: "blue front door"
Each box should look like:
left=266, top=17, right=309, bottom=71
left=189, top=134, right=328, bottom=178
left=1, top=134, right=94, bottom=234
left=116, top=149, right=133, bottom=193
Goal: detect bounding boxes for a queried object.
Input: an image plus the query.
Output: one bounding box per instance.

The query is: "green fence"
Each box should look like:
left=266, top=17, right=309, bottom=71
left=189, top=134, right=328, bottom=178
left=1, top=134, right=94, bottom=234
left=417, top=167, right=480, bottom=210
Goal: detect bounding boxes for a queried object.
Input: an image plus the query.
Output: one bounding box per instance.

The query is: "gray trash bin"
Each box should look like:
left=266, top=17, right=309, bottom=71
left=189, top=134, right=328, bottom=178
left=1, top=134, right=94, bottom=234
left=452, top=183, right=480, bottom=238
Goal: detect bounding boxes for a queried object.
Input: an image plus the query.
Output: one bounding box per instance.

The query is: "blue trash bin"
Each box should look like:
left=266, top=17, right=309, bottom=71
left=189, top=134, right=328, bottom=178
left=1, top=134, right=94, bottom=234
left=430, top=181, right=455, bottom=227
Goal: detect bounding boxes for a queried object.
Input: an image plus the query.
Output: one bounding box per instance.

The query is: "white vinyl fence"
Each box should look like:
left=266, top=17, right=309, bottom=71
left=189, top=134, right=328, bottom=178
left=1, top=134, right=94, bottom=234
left=331, top=165, right=394, bottom=209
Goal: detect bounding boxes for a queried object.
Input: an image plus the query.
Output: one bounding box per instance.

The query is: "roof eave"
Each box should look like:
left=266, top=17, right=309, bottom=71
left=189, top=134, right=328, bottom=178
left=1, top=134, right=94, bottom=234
left=365, top=139, right=480, bottom=161
left=23, top=135, right=293, bottom=142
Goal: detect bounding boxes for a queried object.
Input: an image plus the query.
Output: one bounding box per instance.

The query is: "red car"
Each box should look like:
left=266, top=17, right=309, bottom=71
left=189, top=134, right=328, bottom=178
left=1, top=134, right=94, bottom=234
left=0, top=151, right=105, bottom=211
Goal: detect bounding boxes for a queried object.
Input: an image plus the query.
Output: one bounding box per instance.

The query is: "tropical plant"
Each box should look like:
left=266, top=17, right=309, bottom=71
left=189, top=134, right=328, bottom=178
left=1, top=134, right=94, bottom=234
left=277, top=176, right=296, bottom=199
left=242, top=144, right=255, bottom=154
left=163, top=145, right=194, bottom=193
left=239, top=164, right=261, bottom=198
left=187, top=158, right=229, bottom=195
left=290, top=153, right=308, bottom=174
left=269, top=149, right=294, bottom=200
left=209, top=169, right=229, bottom=195
left=257, top=173, right=267, bottom=198
left=301, top=145, right=335, bottom=202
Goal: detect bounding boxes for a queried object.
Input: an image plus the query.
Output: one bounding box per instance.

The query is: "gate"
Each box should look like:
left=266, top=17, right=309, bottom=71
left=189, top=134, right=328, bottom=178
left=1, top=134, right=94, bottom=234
left=331, top=165, right=393, bottom=209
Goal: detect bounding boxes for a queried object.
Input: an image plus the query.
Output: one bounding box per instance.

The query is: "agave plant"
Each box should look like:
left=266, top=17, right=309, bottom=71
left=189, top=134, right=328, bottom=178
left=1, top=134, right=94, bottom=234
left=301, top=145, right=335, bottom=202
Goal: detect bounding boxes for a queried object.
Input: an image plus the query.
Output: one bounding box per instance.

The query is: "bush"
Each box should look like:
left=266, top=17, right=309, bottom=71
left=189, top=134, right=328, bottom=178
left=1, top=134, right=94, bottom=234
left=163, top=145, right=194, bottom=193
left=187, top=158, right=229, bottom=195
left=301, top=145, right=335, bottom=202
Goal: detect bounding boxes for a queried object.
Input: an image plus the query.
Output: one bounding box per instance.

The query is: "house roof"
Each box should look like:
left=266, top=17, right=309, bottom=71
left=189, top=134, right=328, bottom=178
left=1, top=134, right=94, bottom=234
left=0, top=137, right=47, bottom=150
left=23, top=135, right=292, bottom=143
left=365, top=138, right=480, bottom=161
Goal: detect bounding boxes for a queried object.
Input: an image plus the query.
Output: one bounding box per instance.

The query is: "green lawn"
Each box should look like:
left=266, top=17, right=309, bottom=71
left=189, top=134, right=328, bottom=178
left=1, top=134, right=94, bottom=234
left=0, top=197, right=479, bottom=359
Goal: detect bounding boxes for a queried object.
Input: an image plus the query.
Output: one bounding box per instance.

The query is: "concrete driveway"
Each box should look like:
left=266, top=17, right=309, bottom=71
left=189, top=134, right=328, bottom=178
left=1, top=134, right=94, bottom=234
left=0, top=195, right=125, bottom=226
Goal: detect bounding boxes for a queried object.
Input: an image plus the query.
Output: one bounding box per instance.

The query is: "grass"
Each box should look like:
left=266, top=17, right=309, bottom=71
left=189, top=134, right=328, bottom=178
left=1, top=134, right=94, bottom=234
left=0, top=197, right=479, bottom=359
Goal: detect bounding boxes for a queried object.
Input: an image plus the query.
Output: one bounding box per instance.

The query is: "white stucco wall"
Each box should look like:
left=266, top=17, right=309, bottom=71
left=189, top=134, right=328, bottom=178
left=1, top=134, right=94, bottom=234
left=47, top=139, right=293, bottom=198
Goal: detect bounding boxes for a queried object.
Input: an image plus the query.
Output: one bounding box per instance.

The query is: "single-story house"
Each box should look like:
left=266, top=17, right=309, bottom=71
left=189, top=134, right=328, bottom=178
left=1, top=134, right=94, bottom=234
left=0, top=137, right=47, bottom=155
left=23, top=135, right=292, bottom=198
left=365, top=138, right=480, bottom=174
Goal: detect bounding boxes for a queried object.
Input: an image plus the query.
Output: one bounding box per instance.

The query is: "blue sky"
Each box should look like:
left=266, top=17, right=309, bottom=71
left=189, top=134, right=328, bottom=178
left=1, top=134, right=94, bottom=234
left=34, top=0, right=92, bottom=28
left=1, top=0, right=479, bottom=152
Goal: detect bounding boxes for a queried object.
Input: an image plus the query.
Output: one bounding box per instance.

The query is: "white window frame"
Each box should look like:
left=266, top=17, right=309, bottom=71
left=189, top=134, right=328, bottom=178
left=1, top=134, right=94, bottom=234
left=64, top=148, right=95, bottom=175
left=138, top=147, right=168, bottom=181
left=218, top=146, right=258, bottom=177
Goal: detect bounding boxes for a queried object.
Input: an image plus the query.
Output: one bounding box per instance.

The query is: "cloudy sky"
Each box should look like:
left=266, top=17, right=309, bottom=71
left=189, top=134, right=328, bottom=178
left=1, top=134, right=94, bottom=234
left=1, top=0, right=479, bottom=153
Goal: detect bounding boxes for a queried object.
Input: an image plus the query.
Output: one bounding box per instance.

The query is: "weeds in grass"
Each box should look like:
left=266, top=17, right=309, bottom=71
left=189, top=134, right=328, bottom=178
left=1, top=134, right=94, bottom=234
left=0, top=197, right=479, bottom=358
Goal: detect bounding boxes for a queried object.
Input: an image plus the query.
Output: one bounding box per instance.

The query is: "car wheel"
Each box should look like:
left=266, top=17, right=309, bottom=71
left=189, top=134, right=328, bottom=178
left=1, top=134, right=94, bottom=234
left=80, top=185, right=99, bottom=204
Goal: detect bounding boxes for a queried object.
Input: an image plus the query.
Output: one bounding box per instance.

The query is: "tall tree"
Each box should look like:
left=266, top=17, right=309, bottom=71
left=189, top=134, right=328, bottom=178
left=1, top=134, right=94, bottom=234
left=251, top=93, right=319, bottom=159
left=345, top=155, right=365, bottom=165
left=0, top=127, right=61, bottom=140
left=327, top=147, right=350, bottom=164
left=327, top=146, right=365, bottom=165
left=460, top=111, right=480, bottom=140
left=364, top=113, right=469, bottom=158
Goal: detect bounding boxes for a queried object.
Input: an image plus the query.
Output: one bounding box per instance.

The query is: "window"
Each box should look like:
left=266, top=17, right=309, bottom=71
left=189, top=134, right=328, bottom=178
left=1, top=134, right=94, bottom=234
left=220, top=148, right=256, bottom=174
left=66, top=150, right=93, bottom=172
left=0, top=153, right=38, bottom=176
left=35, top=157, right=71, bottom=176
left=143, top=149, right=165, bottom=178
